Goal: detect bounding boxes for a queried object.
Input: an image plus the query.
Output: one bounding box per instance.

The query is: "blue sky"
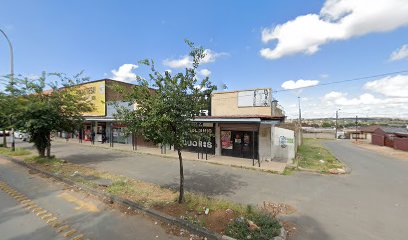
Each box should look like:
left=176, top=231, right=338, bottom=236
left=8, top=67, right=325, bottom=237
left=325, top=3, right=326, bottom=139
left=1, top=0, right=408, bottom=119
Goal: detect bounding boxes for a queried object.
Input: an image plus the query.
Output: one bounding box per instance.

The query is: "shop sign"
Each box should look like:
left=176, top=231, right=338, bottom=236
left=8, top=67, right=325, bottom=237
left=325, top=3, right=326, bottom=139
left=184, top=127, right=215, bottom=154
left=76, top=81, right=106, bottom=116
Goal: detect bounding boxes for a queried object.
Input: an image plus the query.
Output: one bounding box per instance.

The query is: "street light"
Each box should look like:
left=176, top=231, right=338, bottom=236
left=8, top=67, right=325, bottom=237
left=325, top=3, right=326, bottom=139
left=0, top=28, right=15, bottom=151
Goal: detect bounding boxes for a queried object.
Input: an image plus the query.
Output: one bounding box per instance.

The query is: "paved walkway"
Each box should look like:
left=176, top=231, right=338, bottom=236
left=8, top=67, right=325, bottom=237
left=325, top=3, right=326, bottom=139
left=15, top=139, right=408, bottom=240
left=0, top=157, right=185, bottom=240
left=54, top=138, right=287, bottom=173
left=353, top=141, right=408, bottom=160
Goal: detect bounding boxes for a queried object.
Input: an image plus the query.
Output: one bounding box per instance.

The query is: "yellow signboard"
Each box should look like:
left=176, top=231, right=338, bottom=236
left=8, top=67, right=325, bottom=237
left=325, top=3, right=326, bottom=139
left=78, top=81, right=106, bottom=116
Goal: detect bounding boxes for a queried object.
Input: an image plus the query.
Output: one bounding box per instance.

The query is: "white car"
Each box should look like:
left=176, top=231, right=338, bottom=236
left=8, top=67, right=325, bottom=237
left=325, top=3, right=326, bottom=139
left=14, top=131, right=29, bottom=141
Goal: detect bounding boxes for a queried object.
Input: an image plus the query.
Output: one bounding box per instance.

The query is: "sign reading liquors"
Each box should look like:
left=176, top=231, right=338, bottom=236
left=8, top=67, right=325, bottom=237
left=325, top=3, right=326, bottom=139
left=184, top=127, right=215, bottom=154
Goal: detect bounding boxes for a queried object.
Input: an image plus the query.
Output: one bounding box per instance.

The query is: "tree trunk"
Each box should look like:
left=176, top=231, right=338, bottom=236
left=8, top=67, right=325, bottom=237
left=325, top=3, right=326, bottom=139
left=2, top=130, right=7, bottom=148
left=177, top=148, right=185, bottom=203
left=38, top=147, right=45, bottom=158
left=46, top=132, right=51, bottom=158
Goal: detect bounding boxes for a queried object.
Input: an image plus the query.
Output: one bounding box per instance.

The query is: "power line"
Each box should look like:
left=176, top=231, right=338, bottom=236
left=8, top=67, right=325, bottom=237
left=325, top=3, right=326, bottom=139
left=273, top=69, right=408, bottom=93
left=211, top=69, right=408, bottom=101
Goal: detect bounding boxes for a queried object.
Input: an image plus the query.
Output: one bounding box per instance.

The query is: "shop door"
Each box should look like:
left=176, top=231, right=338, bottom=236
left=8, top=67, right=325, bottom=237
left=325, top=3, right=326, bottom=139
left=221, top=130, right=258, bottom=159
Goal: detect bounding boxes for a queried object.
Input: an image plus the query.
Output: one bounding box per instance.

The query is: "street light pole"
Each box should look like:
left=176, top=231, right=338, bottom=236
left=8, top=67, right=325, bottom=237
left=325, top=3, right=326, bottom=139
left=0, top=29, right=15, bottom=151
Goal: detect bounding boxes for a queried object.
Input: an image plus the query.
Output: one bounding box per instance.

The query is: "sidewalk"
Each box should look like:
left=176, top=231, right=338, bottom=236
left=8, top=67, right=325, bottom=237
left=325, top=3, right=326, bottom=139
left=55, top=138, right=287, bottom=173
left=353, top=141, right=408, bottom=161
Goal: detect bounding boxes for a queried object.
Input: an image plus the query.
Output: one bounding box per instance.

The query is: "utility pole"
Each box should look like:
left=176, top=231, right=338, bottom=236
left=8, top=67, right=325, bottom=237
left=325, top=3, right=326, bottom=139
left=355, top=115, right=358, bottom=143
left=335, top=109, right=340, bottom=139
left=0, top=29, right=15, bottom=151
left=298, top=96, right=302, bottom=127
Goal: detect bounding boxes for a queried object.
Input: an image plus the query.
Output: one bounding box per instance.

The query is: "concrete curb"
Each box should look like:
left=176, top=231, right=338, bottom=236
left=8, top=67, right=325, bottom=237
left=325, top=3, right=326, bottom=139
left=1, top=154, right=227, bottom=240
left=297, top=166, right=351, bottom=175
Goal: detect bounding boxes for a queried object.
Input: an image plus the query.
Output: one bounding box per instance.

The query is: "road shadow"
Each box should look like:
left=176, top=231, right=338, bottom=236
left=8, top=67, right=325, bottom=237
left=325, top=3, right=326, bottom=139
left=163, top=169, right=248, bottom=196
left=281, top=214, right=331, bottom=240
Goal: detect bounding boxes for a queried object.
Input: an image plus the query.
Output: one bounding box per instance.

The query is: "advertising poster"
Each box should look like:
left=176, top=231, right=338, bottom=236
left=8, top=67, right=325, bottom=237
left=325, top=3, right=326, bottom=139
left=221, top=131, right=232, bottom=149
left=76, top=81, right=106, bottom=116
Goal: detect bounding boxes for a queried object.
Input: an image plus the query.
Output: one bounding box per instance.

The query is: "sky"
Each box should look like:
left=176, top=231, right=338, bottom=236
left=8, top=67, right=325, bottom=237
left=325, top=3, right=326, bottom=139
left=1, top=0, right=408, bottom=119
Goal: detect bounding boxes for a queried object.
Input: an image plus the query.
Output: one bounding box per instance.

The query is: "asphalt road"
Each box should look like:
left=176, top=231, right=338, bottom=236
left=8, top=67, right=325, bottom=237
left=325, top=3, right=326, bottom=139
left=0, top=156, right=186, bottom=240
left=14, top=139, right=408, bottom=240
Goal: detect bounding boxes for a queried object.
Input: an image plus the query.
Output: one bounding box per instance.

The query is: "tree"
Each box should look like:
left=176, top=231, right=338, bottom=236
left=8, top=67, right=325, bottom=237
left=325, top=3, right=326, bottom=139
left=0, top=74, right=23, bottom=148
left=115, top=40, right=217, bottom=203
left=321, top=121, right=333, bottom=128
left=13, top=72, right=93, bottom=157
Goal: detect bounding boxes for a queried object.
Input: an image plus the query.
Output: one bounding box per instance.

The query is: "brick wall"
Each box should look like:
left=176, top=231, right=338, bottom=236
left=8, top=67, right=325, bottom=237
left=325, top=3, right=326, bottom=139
left=372, top=134, right=385, bottom=146
left=394, top=138, right=408, bottom=151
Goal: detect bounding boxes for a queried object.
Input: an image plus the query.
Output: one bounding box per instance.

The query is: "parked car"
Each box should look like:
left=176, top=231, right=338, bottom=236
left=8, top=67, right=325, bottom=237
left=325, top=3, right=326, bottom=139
left=14, top=131, right=30, bottom=141
left=0, top=130, right=10, bottom=136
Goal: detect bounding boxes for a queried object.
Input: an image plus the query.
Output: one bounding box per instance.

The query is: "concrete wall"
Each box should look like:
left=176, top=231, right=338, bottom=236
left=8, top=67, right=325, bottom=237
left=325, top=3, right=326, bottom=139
left=258, top=124, right=272, bottom=161
left=214, top=123, right=221, bottom=155
left=366, top=133, right=372, bottom=143
left=271, top=127, right=295, bottom=163
left=303, top=132, right=335, bottom=139
left=211, top=91, right=272, bottom=116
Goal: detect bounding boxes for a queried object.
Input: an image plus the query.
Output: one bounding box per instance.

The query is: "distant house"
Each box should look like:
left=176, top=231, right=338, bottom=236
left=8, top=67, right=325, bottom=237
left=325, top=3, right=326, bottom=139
left=371, top=126, right=408, bottom=151
left=352, top=125, right=382, bottom=142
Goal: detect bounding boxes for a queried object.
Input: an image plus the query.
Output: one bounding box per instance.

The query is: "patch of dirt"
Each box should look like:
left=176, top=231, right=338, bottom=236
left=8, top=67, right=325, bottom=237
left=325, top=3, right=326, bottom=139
left=261, top=201, right=296, bottom=216
left=28, top=169, right=39, bottom=174
left=155, top=203, right=238, bottom=235
left=282, top=221, right=297, bottom=240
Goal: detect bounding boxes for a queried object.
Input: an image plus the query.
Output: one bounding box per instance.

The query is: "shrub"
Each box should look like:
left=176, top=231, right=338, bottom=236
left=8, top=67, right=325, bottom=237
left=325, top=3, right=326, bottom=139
left=225, top=212, right=281, bottom=240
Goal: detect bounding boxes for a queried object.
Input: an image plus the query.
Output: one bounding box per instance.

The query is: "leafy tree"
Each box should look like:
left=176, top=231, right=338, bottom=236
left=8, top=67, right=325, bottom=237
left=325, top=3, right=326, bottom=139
left=0, top=74, right=22, bottom=148
left=13, top=72, right=94, bottom=157
left=321, top=121, right=333, bottom=128
left=114, top=40, right=217, bottom=203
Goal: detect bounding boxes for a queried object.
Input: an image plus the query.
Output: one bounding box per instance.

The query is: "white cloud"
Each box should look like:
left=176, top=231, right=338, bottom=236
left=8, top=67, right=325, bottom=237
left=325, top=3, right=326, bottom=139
left=162, top=56, right=192, bottom=68
left=364, top=74, right=408, bottom=97
left=260, top=0, right=408, bottom=59
left=323, top=91, right=383, bottom=106
left=281, top=79, right=319, bottom=90
left=111, top=64, right=138, bottom=83
left=199, top=69, right=211, bottom=77
left=282, top=90, right=408, bottom=119
left=389, top=44, right=408, bottom=61
left=323, top=91, right=347, bottom=100
left=163, top=49, right=227, bottom=69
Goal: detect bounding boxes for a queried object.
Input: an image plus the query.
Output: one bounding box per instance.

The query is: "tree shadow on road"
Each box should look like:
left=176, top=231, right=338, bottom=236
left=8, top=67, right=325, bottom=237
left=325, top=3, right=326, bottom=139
left=162, top=169, right=248, bottom=196
left=282, top=214, right=331, bottom=240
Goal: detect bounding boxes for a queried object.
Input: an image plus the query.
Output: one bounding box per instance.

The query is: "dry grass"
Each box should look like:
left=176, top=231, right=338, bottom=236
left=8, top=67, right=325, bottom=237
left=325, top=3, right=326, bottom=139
left=0, top=147, right=31, bottom=156
left=24, top=155, right=177, bottom=207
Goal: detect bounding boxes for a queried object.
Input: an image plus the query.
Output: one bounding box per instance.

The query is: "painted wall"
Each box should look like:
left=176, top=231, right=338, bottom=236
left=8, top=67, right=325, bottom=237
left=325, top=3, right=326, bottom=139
left=214, top=123, right=221, bottom=155
left=271, top=127, right=295, bottom=163
left=78, top=81, right=106, bottom=116
left=211, top=91, right=272, bottom=116
left=258, top=124, right=272, bottom=160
